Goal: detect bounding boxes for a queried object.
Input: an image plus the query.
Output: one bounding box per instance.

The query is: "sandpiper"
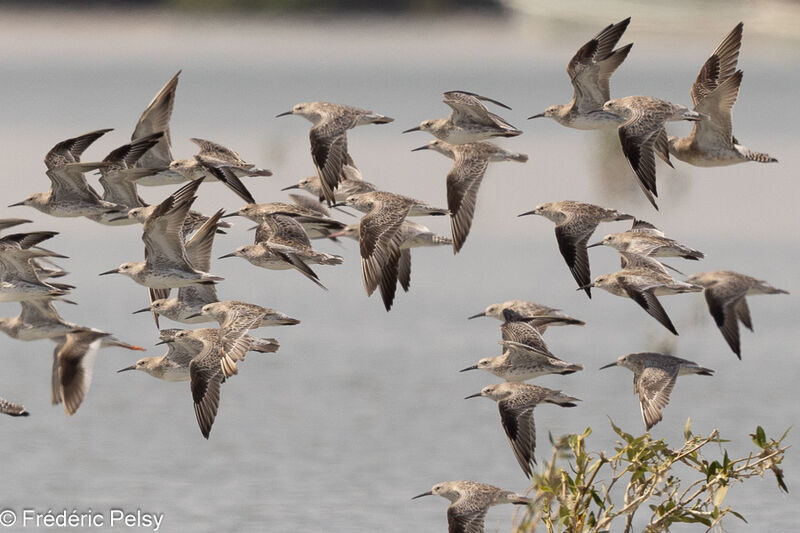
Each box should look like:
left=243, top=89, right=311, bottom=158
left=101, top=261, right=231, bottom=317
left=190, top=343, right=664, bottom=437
left=187, top=301, right=300, bottom=329
left=530, top=17, right=632, bottom=129
left=404, top=90, right=522, bottom=144
left=10, top=129, right=124, bottom=218
left=467, top=299, right=585, bottom=333
left=100, top=181, right=224, bottom=289
left=52, top=329, right=111, bottom=416
left=329, top=220, right=451, bottom=298
left=585, top=262, right=702, bottom=335
left=221, top=214, right=342, bottom=290
left=588, top=219, right=704, bottom=260
left=412, top=139, right=527, bottom=253
left=668, top=23, right=777, bottom=166
left=276, top=101, right=393, bottom=203
left=519, top=201, right=633, bottom=297
left=226, top=200, right=346, bottom=240
left=282, top=165, right=377, bottom=204
left=133, top=210, right=224, bottom=327
left=343, top=191, right=448, bottom=310
left=603, top=96, right=703, bottom=209
left=600, top=352, right=713, bottom=430
left=461, top=340, right=583, bottom=382
left=412, top=480, right=530, bottom=533
left=168, top=138, right=271, bottom=204
left=466, top=382, right=580, bottom=477
left=686, top=271, right=788, bottom=358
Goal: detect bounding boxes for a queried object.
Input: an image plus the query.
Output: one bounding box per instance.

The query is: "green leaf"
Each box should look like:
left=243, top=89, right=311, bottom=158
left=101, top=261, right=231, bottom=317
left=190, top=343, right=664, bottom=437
left=713, top=485, right=728, bottom=507
left=730, top=510, right=748, bottom=523
left=752, top=426, right=767, bottom=448
left=683, top=417, right=693, bottom=440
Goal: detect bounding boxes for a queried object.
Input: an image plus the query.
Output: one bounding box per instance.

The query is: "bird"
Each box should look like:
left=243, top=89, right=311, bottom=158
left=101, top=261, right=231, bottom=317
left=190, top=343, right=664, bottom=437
left=0, top=218, right=32, bottom=234
left=132, top=209, right=224, bottom=327
left=282, top=164, right=377, bottom=203
left=276, top=102, right=393, bottom=203
left=0, top=231, right=73, bottom=302
left=328, top=219, right=452, bottom=296
left=186, top=301, right=300, bottom=329
left=600, top=352, right=713, bottom=430
left=587, top=219, right=704, bottom=260
left=168, top=138, right=271, bottom=204
left=602, top=96, right=704, bottom=209
left=412, top=480, right=531, bottom=533
left=529, top=17, right=632, bottom=129
left=403, top=90, right=522, bottom=144
left=519, top=201, right=633, bottom=297
left=51, top=329, right=111, bottom=416
left=585, top=257, right=703, bottom=335
left=10, top=129, right=124, bottom=218
left=0, top=396, right=29, bottom=417
left=343, top=191, right=448, bottom=310
left=460, top=339, right=583, bottom=382
left=467, top=299, right=585, bottom=333
left=466, top=382, right=580, bottom=477
left=411, top=139, right=527, bottom=253
left=117, top=328, right=280, bottom=382
left=224, top=200, right=346, bottom=240
left=668, top=23, right=777, bottom=166
left=220, top=214, right=342, bottom=289
left=99, top=180, right=224, bottom=290
left=686, top=271, right=788, bottom=358
left=0, top=299, right=77, bottom=341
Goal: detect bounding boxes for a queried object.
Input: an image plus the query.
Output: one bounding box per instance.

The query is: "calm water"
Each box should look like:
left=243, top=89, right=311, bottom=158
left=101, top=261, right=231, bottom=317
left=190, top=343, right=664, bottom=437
left=0, top=8, right=798, bottom=532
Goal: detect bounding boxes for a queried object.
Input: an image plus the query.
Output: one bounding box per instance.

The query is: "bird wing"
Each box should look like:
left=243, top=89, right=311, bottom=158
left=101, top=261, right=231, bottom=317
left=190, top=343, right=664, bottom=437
left=199, top=159, right=256, bottom=204
left=692, top=70, right=742, bottom=149
left=190, top=138, right=245, bottom=165
left=397, top=248, right=412, bottom=292
left=58, top=336, right=103, bottom=417
left=189, top=355, right=223, bottom=439
left=690, top=22, right=742, bottom=106
left=142, top=182, right=199, bottom=268
left=619, top=276, right=678, bottom=335
left=618, top=113, right=663, bottom=209
left=132, top=71, right=180, bottom=167
left=447, top=150, right=490, bottom=253
left=447, top=501, right=489, bottom=533
left=636, top=365, right=677, bottom=430
left=554, top=215, right=595, bottom=294
left=359, top=199, right=411, bottom=297
left=310, top=118, right=356, bottom=204
left=499, top=399, right=537, bottom=477
left=568, top=18, right=632, bottom=112
left=704, top=288, right=743, bottom=358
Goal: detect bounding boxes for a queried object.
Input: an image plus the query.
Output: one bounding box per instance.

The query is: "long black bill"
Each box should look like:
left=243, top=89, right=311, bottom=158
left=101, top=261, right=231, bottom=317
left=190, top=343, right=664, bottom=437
left=459, top=365, right=478, bottom=372
left=117, top=365, right=136, bottom=373
left=464, top=392, right=483, bottom=399
left=275, top=111, right=293, bottom=117
left=402, top=126, right=421, bottom=133
left=528, top=112, right=545, bottom=119
left=411, top=491, right=433, bottom=500
left=467, top=312, right=485, bottom=319
left=98, top=268, right=119, bottom=276
left=599, top=362, right=618, bottom=370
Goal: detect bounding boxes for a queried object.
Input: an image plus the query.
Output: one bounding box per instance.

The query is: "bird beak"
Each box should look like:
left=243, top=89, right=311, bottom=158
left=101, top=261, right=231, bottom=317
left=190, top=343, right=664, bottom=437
left=402, top=126, right=421, bottom=134
left=218, top=253, right=237, bottom=259
left=467, top=312, right=485, bottom=319
left=586, top=241, right=603, bottom=248
left=8, top=201, right=25, bottom=207
left=275, top=110, right=293, bottom=117
left=528, top=112, right=545, bottom=119
left=410, top=144, right=430, bottom=152
left=411, top=491, right=433, bottom=500
left=281, top=184, right=300, bottom=191
left=106, top=339, right=146, bottom=351
left=99, top=268, right=120, bottom=276
left=154, top=340, right=168, bottom=346
left=107, top=214, right=130, bottom=222
left=117, top=365, right=136, bottom=373
left=575, top=283, right=594, bottom=291
left=599, top=362, right=618, bottom=370
left=327, top=231, right=345, bottom=238
left=220, top=212, right=240, bottom=218
left=459, top=365, right=478, bottom=372
left=518, top=209, right=537, bottom=217
left=132, top=307, right=151, bottom=314
left=184, top=312, right=203, bottom=319
left=329, top=202, right=347, bottom=208
left=464, top=392, right=483, bottom=399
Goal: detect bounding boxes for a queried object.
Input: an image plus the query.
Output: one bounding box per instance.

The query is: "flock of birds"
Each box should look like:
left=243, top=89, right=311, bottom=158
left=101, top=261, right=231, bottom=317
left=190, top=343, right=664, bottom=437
left=0, top=17, right=790, bottom=533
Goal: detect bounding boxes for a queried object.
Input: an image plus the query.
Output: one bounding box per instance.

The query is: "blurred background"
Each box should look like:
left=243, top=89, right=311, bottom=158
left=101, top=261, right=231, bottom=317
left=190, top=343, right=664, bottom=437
left=0, top=1, right=798, bottom=532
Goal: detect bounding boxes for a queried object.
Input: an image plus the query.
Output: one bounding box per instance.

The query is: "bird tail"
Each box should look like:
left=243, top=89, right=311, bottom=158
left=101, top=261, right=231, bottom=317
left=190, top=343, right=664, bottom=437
left=547, top=391, right=581, bottom=408
left=510, top=152, right=528, bottom=163
left=741, top=149, right=778, bottom=163
left=248, top=167, right=273, bottom=177
left=559, top=363, right=584, bottom=375
left=511, top=496, right=532, bottom=506
left=430, top=234, right=453, bottom=245
left=680, top=248, right=705, bottom=260
left=365, top=114, right=394, bottom=124
left=248, top=337, right=280, bottom=353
